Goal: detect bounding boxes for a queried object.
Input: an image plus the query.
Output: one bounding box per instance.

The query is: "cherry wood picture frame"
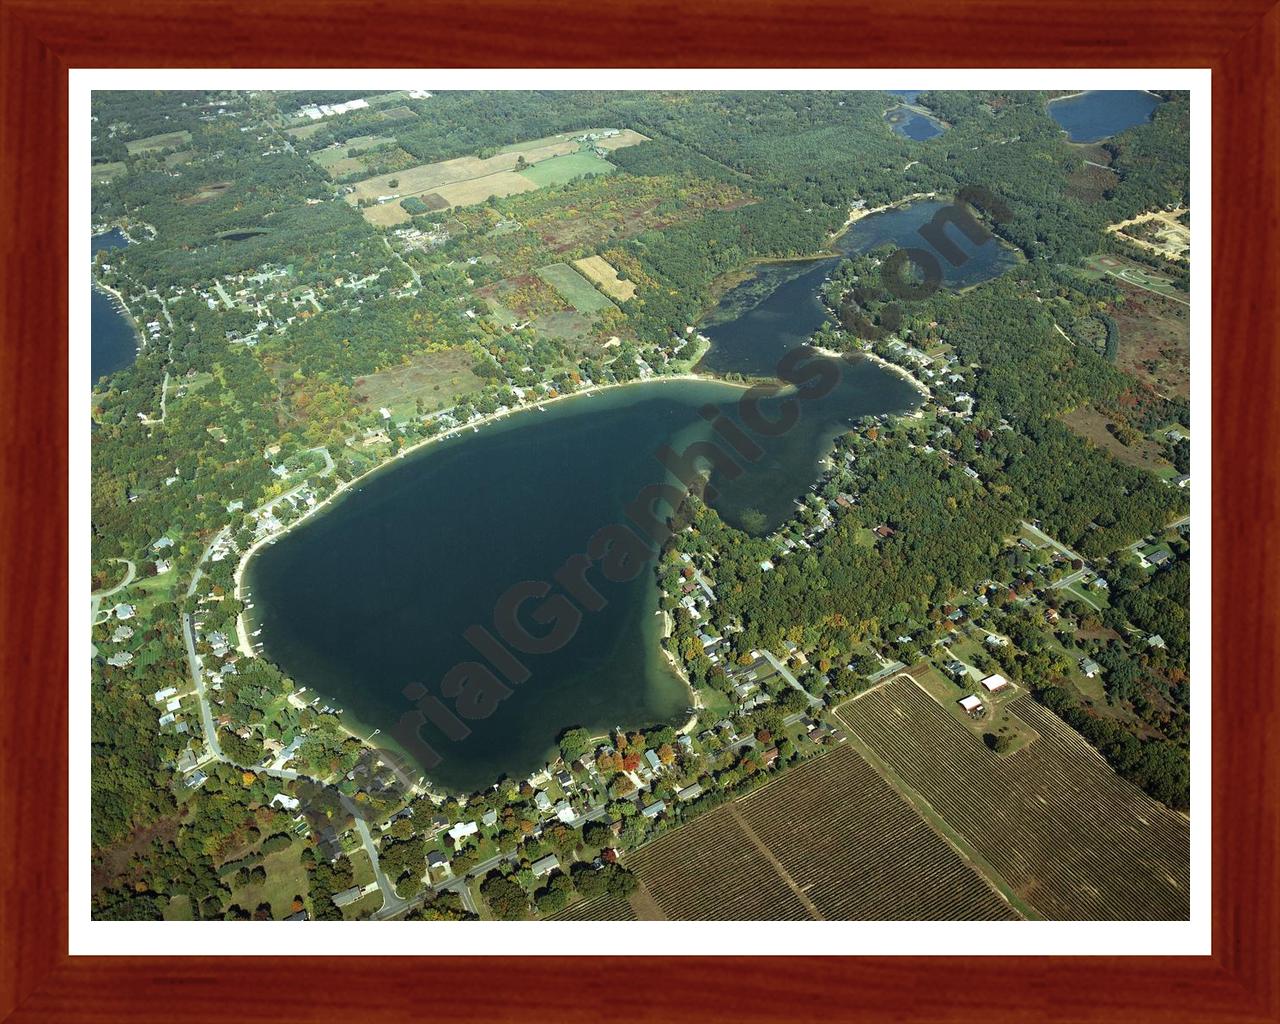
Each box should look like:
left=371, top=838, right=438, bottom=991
left=3, top=0, right=1276, bottom=1020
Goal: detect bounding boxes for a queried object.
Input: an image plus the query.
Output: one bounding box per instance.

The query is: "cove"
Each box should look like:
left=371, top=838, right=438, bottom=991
left=91, top=229, right=138, bottom=383
left=1048, top=90, right=1161, bottom=143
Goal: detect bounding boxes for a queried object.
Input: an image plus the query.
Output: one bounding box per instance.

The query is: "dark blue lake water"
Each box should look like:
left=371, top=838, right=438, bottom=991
left=1047, top=90, right=1161, bottom=143
left=248, top=200, right=1013, bottom=790
left=91, top=229, right=137, bottom=383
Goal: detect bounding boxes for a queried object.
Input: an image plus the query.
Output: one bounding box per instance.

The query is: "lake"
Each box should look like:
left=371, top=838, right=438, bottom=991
left=248, top=200, right=1012, bottom=791
left=247, top=380, right=741, bottom=792
left=91, top=229, right=138, bottom=383
left=885, top=106, right=944, bottom=141
left=1047, top=90, right=1161, bottom=143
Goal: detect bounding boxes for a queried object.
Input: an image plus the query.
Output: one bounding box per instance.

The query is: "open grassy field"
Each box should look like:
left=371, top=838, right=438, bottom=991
left=535, top=262, right=615, bottom=314
left=125, top=130, right=192, bottom=155
left=92, top=161, right=127, bottom=184
left=573, top=255, right=636, bottom=301
left=178, top=181, right=233, bottom=206
left=1060, top=406, right=1175, bottom=475
left=1083, top=254, right=1187, bottom=304
left=1110, top=290, right=1191, bottom=400
left=594, top=128, right=651, bottom=151
left=346, top=139, right=578, bottom=210
left=352, top=347, right=485, bottom=419
left=624, top=746, right=1019, bottom=920
left=517, top=151, right=616, bottom=187
left=361, top=202, right=414, bottom=228
left=226, top=841, right=308, bottom=920
left=835, top=677, right=1190, bottom=920
left=311, top=135, right=400, bottom=178
left=431, top=171, right=537, bottom=209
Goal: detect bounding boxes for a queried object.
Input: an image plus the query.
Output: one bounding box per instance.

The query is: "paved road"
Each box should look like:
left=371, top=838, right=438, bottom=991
left=356, top=817, right=407, bottom=918
left=181, top=612, right=223, bottom=760
left=1020, top=519, right=1085, bottom=563
left=761, top=649, right=822, bottom=707
left=91, top=557, right=136, bottom=623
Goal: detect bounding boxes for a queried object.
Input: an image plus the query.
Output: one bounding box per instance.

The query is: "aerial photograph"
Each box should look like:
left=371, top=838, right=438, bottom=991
left=89, top=87, right=1192, bottom=923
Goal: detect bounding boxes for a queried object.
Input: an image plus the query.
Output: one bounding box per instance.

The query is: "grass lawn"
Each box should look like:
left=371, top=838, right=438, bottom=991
left=535, top=263, right=615, bottom=314
left=349, top=849, right=375, bottom=888
left=162, top=894, right=193, bottom=920
left=696, top=685, right=733, bottom=719
left=125, top=566, right=182, bottom=622
left=519, top=151, right=616, bottom=188
left=227, top=841, right=309, bottom=919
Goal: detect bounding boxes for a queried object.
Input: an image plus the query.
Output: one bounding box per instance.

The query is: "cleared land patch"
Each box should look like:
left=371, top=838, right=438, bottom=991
left=351, top=347, right=485, bottom=418
left=573, top=255, right=636, bottom=301
left=92, top=161, right=127, bottom=184
left=1110, top=289, right=1191, bottom=400
left=1060, top=406, right=1176, bottom=476
left=834, top=677, right=1190, bottom=920
left=125, top=129, right=192, bottom=156
left=1107, top=208, right=1190, bottom=262
left=594, top=128, right=651, bottom=151
left=517, top=151, right=616, bottom=188
left=536, top=263, right=615, bottom=314
left=178, top=181, right=233, bottom=206
left=345, top=141, right=578, bottom=217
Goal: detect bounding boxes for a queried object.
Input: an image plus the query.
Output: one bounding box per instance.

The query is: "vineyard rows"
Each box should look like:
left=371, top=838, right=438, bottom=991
left=835, top=677, right=1190, bottom=920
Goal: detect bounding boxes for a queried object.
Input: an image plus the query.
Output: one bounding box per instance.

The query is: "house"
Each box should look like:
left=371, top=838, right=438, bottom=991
left=271, top=793, right=301, bottom=812
left=427, top=850, right=450, bottom=871
left=676, top=783, right=703, bottom=802
left=945, top=660, right=968, bottom=679
left=531, top=854, right=560, bottom=878
left=534, top=791, right=552, bottom=813
left=979, top=673, right=1010, bottom=693
left=1079, top=658, right=1101, bottom=678
left=176, top=748, right=199, bottom=773
left=284, top=909, right=310, bottom=921
left=481, top=809, right=498, bottom=828
left=153, top=687, right=178, bottom=702
left=760, top=747, right=779, bottom=768
left=1174, top=474, right=1191, bottom=489
left=959, top=694, right=985, bottom=716
left=1146, top=548, right=1172, bottom=566
left=644, top=749, right=663, bottom=773
left=554, top=801, right=576, bottom=824
left=447, top=821, right=478, bottom=843
left=677, top=735, right=694, bottom=753
left=1044, top=607, right=1060, bottom=624
left=332, top=886, right=364, bottom=908
left=984, top=634, right=1008, bottom=648
left=641, top=800, right=666, bottom=819
left=1147, top=634, right=1167, bottom=650
left=112, top=603, right=136, bottom=621
left=186, top=770, right=207, bottom=788
left=555, top=770, right=573, bottom=789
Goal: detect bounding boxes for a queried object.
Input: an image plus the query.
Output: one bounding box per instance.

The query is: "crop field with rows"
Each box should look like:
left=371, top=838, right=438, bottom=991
left=835, top=677, right=1190, bottom=920
left=624, top=746, right=1019, bottom=920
